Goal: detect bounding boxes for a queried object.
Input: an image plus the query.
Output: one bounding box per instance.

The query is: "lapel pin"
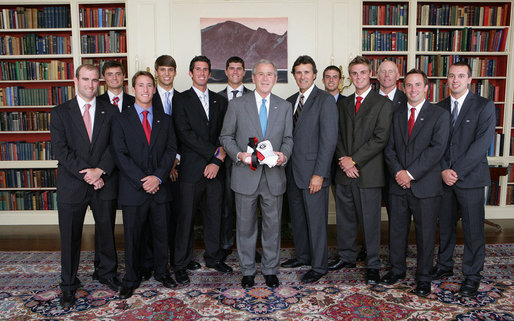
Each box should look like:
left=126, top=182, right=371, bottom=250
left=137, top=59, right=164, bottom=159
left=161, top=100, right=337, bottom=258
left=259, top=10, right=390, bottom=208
left=274, top=106, right=278, bottom=109
left=466, top=120, right=470, bottom=122
left=101, top=111, right=105, bottom=114
left=420, top=118, right=424, bottom=121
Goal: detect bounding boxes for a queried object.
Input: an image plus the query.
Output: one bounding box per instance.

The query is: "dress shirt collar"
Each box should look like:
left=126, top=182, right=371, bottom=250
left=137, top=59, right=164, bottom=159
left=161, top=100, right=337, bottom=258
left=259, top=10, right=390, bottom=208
left=227, top=84, right=244, bottom=100
left=76, top=95, right=96, bottom=114
left=379, top=87, right=397, bottom=101
left=407, top=99, right=425, bottom=121
left=450, top=90, right=469, bottom=112
left=355, top=85, right=372, bottom=103
left=107, top=90, right=123, bottom=111
left=255, top=91, right=271, bottom=115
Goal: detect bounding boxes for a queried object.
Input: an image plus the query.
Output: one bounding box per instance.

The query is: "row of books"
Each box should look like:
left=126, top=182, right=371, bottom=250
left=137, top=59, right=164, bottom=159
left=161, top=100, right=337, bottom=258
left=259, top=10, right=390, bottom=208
left=79, top=7, right=126, bottom=28
left=0, top=111, right=51, bottom=132
left=488, top=133, right=505, bottom=157
left=0, top=60, right=73, bottom=81
left=367, top=56, right=406, bottom=77
left=362, top=30, right=407, bottom=52
left=486, top=180, right=502, bottom=205
left=506, top=185, right=514, bottom=205
left=0, top=141, right=53, bottom=161
left=0, top=34, right=72, bottom=55
left=416, top=28, right=508, bottom=52
left=82, top=58, right=128, bottom=76
left=426, top=79, right=499, bottom=103
left=80, top=31, right=126, bottom=54
left=415, top=55, right=501, bottom=77
left=0, top=86, right=74, bottom=106
left=362, top=4, right=408, bottom=26
left=0, top=168, right=56, bottom=188
left=417, top=4, right=509, bottom=26
left=0, top=190, right=57, bottom=210
left=0, top=7, right=70, bottom=29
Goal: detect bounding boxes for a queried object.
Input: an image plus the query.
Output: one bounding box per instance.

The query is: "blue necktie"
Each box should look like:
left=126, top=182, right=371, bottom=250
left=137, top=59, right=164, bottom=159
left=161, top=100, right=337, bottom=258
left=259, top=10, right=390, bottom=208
left=452, top=100, right=459, bottom=127
left=164, top=91, right=171, bottom=115
left=259, top=98, right=267, bottom=137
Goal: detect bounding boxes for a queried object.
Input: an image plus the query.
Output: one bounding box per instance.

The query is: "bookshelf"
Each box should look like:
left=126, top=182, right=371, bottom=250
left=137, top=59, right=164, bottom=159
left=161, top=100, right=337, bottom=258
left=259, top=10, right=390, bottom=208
left=361, top=0, right=514, bottom=216
left=0, top=0, right=127, bottom=224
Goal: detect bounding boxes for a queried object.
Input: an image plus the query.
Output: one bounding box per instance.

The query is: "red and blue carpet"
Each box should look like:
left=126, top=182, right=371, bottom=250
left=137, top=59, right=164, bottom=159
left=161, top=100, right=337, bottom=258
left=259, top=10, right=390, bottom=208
left=0, top=245, right=512, bottom=320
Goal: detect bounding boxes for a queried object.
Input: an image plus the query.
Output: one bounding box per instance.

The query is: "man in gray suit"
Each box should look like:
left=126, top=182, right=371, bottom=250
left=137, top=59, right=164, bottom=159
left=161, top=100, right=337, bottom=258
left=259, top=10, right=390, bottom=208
left=220, top=59, right=293, bottom=289
left=281, top=55, right=338, bottom=284
left=217, top=56, right=252, bottom=261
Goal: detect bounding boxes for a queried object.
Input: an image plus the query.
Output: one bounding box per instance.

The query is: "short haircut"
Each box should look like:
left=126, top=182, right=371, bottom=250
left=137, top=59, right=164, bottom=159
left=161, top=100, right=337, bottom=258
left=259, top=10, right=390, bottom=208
left=405, top=68, right=428, bottom=85
left=450, top=61, right=472, bottom=77
left=323, top=65, right=342, bottom=78
left=348, top=56, right=371, bottom=72
left=377, top=59, right=399, bottom=74
left=225, top=56, right=245, bottom=69
left=189, top=56, right=211, bottom=73
left=291, top=55, right=317, bottom=74
left=132, top=71, right=155, bottom=88
left=154, top=55, right=177, bottom=71
left=101, top=60, right=125, bottom=76
left=252, top=59, right=277, bottom=76
left=75, top=64, right=99, bottom=78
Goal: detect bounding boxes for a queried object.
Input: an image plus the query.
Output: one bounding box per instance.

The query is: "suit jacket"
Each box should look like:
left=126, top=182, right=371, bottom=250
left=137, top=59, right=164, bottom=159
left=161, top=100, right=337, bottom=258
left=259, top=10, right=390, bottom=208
left=391, top=90, right=407, bottom=112
left=220, top=92, right=294, bottom=196
left=173, top=88, right=228, bottom=183
left=218, top=86, right=252, bottom=100
left=437, top=92, right=495, bottom=188
left=111, top=105, right=177, bottom=206
left=384, top=100, right=450, bottom=198
left=336, top=93, right=346, bottom=104
left=152, top=89, right=181, bottom=115
left=286, top=86, right=339, bottom=189
left=335, top=89, right=393, bottom=188
left=51, top=97, right=118, bottom=203
left=97, top=92, right=135, bottom=112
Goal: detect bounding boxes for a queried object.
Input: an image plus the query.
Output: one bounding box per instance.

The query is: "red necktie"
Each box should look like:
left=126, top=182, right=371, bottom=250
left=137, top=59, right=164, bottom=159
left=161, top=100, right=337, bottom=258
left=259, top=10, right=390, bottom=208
left=142, top=110, right=151, bottom=144
left=112, top=96, right=119, bottom=106
left=83, top=103, right=92, bottom=142
left=355, top=96, right=363, bottom=114
left=408, top=107, right=415, bottom=137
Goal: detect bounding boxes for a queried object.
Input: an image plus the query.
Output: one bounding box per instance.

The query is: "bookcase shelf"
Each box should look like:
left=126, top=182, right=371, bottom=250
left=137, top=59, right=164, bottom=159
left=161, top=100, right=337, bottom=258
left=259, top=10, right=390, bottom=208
left=362, top=0, right=514, bottom=212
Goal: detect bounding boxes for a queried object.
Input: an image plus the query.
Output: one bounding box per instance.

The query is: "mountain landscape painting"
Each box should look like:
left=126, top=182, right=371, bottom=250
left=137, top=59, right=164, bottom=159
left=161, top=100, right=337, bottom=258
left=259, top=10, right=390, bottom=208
left=200, top=18, right=288, bottom=83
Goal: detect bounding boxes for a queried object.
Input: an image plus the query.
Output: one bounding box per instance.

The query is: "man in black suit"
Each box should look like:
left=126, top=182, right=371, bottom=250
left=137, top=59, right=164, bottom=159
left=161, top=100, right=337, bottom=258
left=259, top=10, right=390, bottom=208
left=217, top=56, right=252, bottom=261
left=332, top=56, right=393, bottom=284
left=432, top=61, right=496, bottom=297
left=382, top=69, right=450, bottom=297
left=89, top=60, right=134, bottom=282
left=111, top=71, right=178, bottom=299
left=322, top=65, right=346, bottom=103
left=51, top=64, right=120, bottom=308
left=98, top=60, right=135, bottom=112
left=172, top=56, right=232, bottom=284
left=281, top=56, right=338, bottom=284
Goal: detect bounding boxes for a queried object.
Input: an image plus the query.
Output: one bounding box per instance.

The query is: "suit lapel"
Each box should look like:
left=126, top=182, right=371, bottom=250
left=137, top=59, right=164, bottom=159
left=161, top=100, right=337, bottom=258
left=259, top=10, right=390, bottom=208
left=69, top=98, right=91, bottom=144
left=295, top=86, right=319, bottom=129
left=344, top=93, right=356, bottom=121
left=189, top=88, right=209, bottom=122
left=356, top=90, right=377, bottom=118
left=454, top=93, right=474, bottom=131
left=266, top=95, right=281, bottom=139
left=149, top=110, right=163, bottom=150
left=398, top=103, right=409, bottom=145
left=208, top=89, right=218, bottom=123
left=128, top=106, right=149, bottom=147
left=91, top=102, right=107, bottom=146
left=408, top=101, right=430, bottom=142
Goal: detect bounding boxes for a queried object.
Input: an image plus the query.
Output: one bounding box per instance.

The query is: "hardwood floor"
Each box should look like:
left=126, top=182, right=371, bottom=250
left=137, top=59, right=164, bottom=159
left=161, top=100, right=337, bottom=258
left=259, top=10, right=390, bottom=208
left=0, top=220, right=512, bottom=251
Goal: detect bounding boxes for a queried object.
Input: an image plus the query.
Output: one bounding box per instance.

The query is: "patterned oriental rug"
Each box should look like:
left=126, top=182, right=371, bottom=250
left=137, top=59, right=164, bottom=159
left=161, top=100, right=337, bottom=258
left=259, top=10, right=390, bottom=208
left=0, top=245, right=512, bottom=320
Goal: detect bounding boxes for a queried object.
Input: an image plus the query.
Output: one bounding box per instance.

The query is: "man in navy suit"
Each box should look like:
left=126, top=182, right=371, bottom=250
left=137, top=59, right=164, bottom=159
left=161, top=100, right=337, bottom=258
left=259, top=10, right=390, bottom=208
left=51, top=64, right=120, bottom=308
left=111, top=71, right=178, bottom=299
left=97, top=60, right=135, bottom=113
left=383, top=69, right=449, bottom=297
left=432, top=61, right=496, bottom=297
left=173, top=56, right=232, bottom=285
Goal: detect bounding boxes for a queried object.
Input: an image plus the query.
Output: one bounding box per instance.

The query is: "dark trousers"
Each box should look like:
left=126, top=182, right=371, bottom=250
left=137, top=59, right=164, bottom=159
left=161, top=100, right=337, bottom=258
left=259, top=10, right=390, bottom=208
left=174, top=177, right=223, bottom=270
left=59, top=187, right=117, bottom=291
left=335, top=181, right=382, bottom=269
left=436, top=185, right=485, bottom=281
left=389, top=190, right=439, bottom=282
left=122, top=199, right=170, bottom=287
left=220, top=160, right=235, bottom=250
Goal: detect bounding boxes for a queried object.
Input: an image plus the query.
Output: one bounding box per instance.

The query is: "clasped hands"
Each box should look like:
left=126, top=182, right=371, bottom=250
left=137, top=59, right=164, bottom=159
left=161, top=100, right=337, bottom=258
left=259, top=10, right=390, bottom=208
left=395, top=170, right=411, bottom=189
left=79, top=168, right=104, bottom=190
left=339, top=156, right=359, bottom=178
left=238, top=151, right=286, bottom=166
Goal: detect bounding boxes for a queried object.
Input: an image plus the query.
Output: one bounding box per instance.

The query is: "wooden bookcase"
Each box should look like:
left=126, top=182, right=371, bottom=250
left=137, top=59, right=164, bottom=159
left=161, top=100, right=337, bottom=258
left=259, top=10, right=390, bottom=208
left=0, top=0, right=127, bottom=224
left=361, top=0, right=514, bottom=217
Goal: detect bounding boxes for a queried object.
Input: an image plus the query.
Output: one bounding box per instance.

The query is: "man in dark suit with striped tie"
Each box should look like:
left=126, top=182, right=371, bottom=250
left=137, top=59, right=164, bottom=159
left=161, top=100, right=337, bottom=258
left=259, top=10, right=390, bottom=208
left=97, top=60, right=135, bottom=113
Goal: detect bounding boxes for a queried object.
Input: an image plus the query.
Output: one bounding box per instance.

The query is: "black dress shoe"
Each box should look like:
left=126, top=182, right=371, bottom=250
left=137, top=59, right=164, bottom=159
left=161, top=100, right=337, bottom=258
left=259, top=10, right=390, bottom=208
left=459, top=279, right=480, bottom=297
left=119, top=286, right=135, bottom=299
left=413, top=281, right=431, bottom=297
left=59, top=290, right=76, bottom=308
left=186, top=261, right=201, bottom=271
left=264, top=274, right=280, bottom=288
left=140, top=269, right=153, bottom=281
left=366, top=268, right=381, bottom=284
left=328, top=258, right=356, bottom=270
left=175, top=269, right=190, bottom=285
left=255, top=251, right=262, bottom=263
left=301, top=270, right=326, bottom=284
left=221, top=248, right=232, bottom=261
left=157, top=275, right=177, bottom=288
left=92, top=269, right=99, bottom=281
left=381, top=271, right=406, bottom=285
left=241, top=275, right=255, bottom=289
left=99, top=276, right=122, bottom=291
left=281, top=258, right=308, bottom=268
left=207, top=261, right=233, bottom=273
left=431, top=267, right=454, bottom=280
left=356, top=248, right=367, bottom=262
